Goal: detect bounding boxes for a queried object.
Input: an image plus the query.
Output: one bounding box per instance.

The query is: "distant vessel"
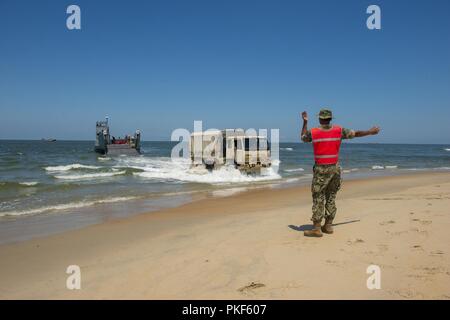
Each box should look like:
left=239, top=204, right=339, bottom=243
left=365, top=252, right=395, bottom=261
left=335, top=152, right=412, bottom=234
left=189, top=129, right=271, bottom=172
left=41, top=138, right=56, bottom=142
left=95, top=117, right=141, bottom=155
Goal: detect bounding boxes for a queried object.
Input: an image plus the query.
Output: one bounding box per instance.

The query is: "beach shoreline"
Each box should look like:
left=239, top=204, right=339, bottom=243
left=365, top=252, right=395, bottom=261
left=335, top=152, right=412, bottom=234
left=0, top=171, right=449, bottom=299
left=1, top=167, right=447, bottom=245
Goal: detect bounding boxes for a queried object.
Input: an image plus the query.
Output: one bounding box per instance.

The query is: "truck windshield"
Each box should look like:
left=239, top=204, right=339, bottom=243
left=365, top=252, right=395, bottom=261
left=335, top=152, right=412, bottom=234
left=243, top=138, right=270, bottom=151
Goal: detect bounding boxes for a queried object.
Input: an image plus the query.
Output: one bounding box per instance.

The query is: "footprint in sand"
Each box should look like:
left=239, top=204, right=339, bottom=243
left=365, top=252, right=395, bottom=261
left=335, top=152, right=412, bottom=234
left=238, top=282, right=266, bottom=294
left=411, top=218, right=432, bottom=225
left=379, top=220, right=396, bottom=226
left=422, top=267, right=446, bottom=275
left=388, top=230, right=409, bottom=236
left=392, top=289, right=424, bottom=299
left=430, top=250, right=444, bottom=256
left=325, top=259, right=344, bottom=267
left=347, top=238, right=364, bottom=245
left=411, top=245, right=423, bottom=251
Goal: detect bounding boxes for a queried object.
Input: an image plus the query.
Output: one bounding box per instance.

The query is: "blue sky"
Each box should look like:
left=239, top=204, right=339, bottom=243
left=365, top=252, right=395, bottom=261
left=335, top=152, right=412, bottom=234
left=1, top=0, right=449, bottom=143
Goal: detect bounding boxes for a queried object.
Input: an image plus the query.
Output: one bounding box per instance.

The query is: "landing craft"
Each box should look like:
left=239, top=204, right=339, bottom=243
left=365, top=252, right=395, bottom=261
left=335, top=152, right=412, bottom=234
left=94, top=117, right=141, bottom=156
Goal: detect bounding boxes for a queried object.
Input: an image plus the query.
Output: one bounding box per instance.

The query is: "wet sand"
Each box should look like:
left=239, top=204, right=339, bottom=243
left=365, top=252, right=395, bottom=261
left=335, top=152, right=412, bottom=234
left=0, top=172, right=449, bottom=299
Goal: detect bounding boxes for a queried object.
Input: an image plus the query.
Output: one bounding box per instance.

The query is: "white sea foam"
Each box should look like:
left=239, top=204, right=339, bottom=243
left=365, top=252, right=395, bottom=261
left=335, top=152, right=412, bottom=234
left=119, top=157, right=281, bottom=184
left=372, top=165, right=384, bottom=170
left=0, top=196, right=138, bottom=217
left=385, top=165, right=398, bottom=169
left=284, top=167, right=304, bottom=173
left=444, top=148, right=450, bottom=151
left=19, top=181, right=39, bottom=186
left=281, top=147, right=294, bottom=151
left=54, top=171, right=126, bottom=180
left=343, top=168, right=360, bottom=173
left=45, top=164, right=101, bottom=172
left=97, top=157, right=111, bottom=161
left=284, top=177, right=302, bottom=183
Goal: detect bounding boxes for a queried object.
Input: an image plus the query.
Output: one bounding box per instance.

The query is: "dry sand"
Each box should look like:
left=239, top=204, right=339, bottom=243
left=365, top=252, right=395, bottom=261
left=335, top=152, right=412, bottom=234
left=0, top=172, right=449, bottom=299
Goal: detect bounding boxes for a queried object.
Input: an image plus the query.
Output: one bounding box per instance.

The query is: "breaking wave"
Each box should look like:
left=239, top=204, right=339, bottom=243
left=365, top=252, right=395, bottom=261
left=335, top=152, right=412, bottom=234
left=0, top=181, right=40, bottom=189
left=19, top=181, right=39, bottom=186
left=0, top=196, right=138, bottom=217
left=371, top=165, right=398, bottom=170
left=45, top=164, right=101, bottom=172
left=53, top=171, right=127, bottom=180
left=116, top=156, right=281, bottom=185
left=284, top=167, right=304, bottom=172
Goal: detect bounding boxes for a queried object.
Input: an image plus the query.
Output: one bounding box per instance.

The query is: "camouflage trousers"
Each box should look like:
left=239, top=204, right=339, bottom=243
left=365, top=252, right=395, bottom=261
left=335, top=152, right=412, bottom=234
left=311, top=164, right=342, bottom=222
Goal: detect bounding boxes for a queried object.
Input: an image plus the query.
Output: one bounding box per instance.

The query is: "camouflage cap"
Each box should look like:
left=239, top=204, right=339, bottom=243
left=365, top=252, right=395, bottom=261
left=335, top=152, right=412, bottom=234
left=318, top=108, right=333, bottom=119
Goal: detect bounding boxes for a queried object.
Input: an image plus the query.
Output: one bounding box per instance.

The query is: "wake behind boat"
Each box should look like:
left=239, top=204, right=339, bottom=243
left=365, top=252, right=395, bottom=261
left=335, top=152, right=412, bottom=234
left=95, top=117, right=141, bottom=156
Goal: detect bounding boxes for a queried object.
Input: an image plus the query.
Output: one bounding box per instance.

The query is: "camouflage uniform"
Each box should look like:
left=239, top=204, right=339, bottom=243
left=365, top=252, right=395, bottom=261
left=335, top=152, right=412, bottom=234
left=302, top=124, right=355, bottom=222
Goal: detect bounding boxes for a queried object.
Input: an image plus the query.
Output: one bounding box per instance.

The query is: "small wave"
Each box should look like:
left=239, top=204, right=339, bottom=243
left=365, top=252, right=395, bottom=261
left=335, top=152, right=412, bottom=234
left=284, top=177, right=301, bottom=183
left=445, top=148, right=450, bottom=151
left=19, top=181, right=39, bottom=186
left=371, top=165, right=384, bottom=170
left=0, top=181, right=40, bottom=189
left=284, top=167, right=304, bottom=173
left=0, top=196, right=138, bottom=218
left=211, top=187, right=248, bottom=197
left=45, top=164, right=101, bottom=172
left=385, top=165, right=398, bottom=169
left=98, top=157, right=111, bottom=161
left=54, top=171, right=126, bottom=180
left=281, top=148, right=294, bottom=151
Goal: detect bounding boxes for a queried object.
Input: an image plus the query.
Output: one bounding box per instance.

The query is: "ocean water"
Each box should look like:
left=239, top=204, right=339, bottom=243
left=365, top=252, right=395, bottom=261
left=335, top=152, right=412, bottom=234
left=0, top=140, right=449, bottom=242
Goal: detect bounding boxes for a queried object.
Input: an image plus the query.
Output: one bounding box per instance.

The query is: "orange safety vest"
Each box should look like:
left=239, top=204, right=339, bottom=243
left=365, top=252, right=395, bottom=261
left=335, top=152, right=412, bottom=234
left=311, top=125, right=342, bottom=165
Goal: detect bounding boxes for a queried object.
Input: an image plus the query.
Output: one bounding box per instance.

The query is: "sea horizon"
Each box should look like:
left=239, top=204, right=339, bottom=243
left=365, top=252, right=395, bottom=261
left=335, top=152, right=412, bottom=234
left=1, top=138, right=449, bottom=146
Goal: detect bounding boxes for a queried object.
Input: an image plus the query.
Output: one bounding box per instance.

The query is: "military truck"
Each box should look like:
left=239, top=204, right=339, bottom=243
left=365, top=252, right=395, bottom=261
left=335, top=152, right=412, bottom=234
left=189, top=129, right=271, bottom=172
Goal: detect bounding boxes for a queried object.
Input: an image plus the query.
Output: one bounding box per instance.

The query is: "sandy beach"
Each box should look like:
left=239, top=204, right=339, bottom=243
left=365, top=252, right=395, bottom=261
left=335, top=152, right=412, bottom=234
left=0, top=172, right=449, bottom=299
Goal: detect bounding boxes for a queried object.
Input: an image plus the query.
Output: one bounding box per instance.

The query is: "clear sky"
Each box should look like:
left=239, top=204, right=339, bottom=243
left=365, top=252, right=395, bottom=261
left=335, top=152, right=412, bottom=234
left=1, top=0, right=449, bottom=143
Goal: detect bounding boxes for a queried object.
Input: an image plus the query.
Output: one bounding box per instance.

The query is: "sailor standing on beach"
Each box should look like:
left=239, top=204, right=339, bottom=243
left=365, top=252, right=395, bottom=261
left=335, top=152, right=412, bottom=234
left=300, top=109, right=380, bottom=237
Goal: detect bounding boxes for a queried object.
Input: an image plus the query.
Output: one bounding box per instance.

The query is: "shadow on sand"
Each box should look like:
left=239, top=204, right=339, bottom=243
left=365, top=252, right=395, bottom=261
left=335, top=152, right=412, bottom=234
left=288, top=219, right=361, bottom=232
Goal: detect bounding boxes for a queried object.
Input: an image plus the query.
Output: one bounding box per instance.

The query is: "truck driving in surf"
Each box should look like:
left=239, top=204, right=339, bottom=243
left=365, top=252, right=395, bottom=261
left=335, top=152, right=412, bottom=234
left=189, top=129, right=271, bottom=172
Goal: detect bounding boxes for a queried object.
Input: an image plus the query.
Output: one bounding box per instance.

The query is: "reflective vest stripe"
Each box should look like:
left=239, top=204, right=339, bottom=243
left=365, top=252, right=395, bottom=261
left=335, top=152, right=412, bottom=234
left=312, top=138, right=341, bottom=143
left=314, top=155, right=338, bottom=159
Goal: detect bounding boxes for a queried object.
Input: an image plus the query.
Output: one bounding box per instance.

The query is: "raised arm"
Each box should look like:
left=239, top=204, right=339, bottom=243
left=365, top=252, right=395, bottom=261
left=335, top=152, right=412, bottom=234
left=300, top=111, right=309, bottom=142
left=354, top=126, right=381, bottom=138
